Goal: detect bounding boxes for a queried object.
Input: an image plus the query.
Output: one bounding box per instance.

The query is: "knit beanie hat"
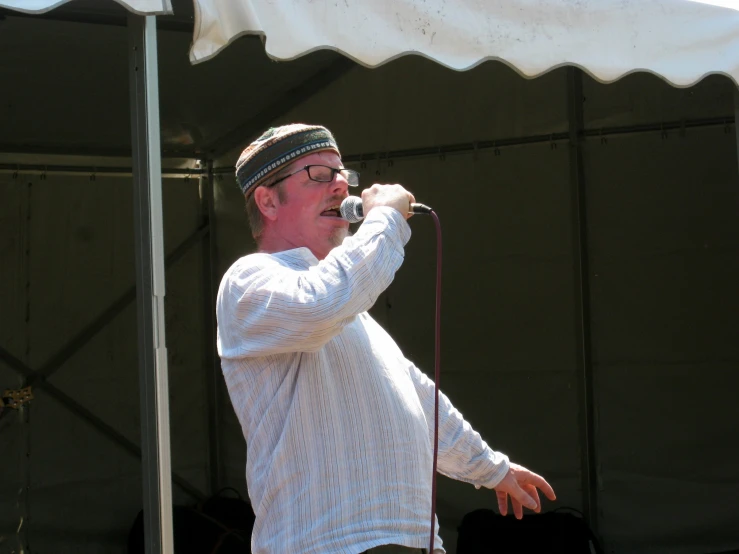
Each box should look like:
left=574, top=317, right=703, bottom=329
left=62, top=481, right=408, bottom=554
left=235, top=124, right=341, bottom=197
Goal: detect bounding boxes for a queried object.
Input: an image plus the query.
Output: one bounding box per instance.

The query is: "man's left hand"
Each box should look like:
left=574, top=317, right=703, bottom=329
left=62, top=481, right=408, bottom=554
left=493, top=463, right=557, bottom=519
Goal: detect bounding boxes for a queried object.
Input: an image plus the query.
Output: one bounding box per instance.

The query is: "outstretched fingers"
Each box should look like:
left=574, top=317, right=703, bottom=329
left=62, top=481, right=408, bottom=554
left=497, top=490, right=508, bottom=516
left=507, top=481, right=538, bottom=513
left=499, top=484, right=539, bottom=520
left=524, top=483, right=541, bottom=513
left=520, top=470, right=557, bottom=502
left=495, top=464, right=557, bottom=518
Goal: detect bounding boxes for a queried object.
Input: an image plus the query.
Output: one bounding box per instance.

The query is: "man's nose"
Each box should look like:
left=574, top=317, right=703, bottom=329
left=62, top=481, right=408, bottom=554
left=331, top=173, right=349, bottom=195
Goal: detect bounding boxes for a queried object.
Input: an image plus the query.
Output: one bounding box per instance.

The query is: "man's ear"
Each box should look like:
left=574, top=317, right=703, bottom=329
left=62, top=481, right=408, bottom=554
left=253, top=186, right=280, bottom=221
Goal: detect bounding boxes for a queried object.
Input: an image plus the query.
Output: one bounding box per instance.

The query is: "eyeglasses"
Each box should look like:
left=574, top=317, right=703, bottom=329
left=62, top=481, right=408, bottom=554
left=267, top=165, right=360, bottom=188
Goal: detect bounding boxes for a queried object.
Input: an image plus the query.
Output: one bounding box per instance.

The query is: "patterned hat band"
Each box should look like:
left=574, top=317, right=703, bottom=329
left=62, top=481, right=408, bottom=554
left=235, top=125, right=341, bottom=196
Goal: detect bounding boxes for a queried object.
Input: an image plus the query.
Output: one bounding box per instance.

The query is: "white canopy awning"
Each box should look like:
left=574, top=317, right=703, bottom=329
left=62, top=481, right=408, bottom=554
left=0, top=0, right=172, bottom=15
left=190, top=0, right=739, bottom=87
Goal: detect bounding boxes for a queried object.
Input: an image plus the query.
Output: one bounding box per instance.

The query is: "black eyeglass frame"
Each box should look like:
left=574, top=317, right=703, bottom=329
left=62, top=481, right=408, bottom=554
left=266, top=165, right=360, bottom=188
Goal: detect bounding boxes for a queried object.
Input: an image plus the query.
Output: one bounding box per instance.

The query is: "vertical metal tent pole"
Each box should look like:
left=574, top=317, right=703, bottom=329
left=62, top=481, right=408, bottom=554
left=567, top=67, right=599, bottom=532
left=128, top=14, right=174, bottom=554
left=201, top=160, right=223, bottom=494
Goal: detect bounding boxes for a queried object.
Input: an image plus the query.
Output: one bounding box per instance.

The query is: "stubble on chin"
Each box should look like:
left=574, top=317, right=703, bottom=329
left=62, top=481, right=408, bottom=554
left=329, top=227, right=351, bottom=248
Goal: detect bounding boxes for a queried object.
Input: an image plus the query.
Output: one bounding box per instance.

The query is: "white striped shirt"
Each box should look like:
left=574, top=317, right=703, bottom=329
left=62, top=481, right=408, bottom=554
left=216, top=207, right=510, bottom=554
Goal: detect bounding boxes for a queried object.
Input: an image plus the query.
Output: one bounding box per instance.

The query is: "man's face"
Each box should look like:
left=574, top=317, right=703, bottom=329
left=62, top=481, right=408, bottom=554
left=269, top=150, right=351, bottom=260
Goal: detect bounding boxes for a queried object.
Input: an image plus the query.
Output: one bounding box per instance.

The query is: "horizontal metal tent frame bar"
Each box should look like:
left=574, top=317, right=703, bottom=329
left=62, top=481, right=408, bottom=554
left=0, top=7, right=195, bottom=33
left=0, top=164, right=203, bottom=177
left=0, top=144, right=200, bottom=158
left=336, top=116, right=736, bottom=162
left=208, top=116, right=736, bottom=174
left=2, top=116, right=729, bottom=180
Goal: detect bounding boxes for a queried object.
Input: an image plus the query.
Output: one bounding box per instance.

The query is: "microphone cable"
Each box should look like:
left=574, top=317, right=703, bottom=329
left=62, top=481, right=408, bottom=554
left=427, top=210, right=442, bottom=554
left=341, top=195, right=443, bottom=552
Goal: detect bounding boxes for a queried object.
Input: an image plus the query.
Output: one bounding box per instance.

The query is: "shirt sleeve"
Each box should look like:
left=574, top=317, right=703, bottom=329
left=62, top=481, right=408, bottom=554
left=217, top=207, right=411, bottom=358
left=408, top=362, right=511, bottom=489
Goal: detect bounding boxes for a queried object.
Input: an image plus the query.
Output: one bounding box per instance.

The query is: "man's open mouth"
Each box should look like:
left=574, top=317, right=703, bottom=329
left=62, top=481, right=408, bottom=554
left=320, top=205, right=342, bottom=217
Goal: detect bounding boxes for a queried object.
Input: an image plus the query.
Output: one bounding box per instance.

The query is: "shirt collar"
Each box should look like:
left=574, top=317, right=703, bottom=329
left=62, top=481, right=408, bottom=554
left=271, top=247, right=319, bottom=269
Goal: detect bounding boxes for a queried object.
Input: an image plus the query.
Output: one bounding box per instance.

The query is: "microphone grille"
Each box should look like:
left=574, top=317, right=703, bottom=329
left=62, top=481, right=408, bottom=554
left=340, top=196, right=364, bottom=223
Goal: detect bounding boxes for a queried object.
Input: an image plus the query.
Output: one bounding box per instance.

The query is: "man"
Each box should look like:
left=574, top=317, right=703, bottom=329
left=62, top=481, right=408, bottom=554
left=216, top=124, right=556, bottom=554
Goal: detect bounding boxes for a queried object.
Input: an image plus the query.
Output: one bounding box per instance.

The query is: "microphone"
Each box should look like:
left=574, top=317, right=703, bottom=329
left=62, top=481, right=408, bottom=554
left=340, top=196, right=433, bottom=223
